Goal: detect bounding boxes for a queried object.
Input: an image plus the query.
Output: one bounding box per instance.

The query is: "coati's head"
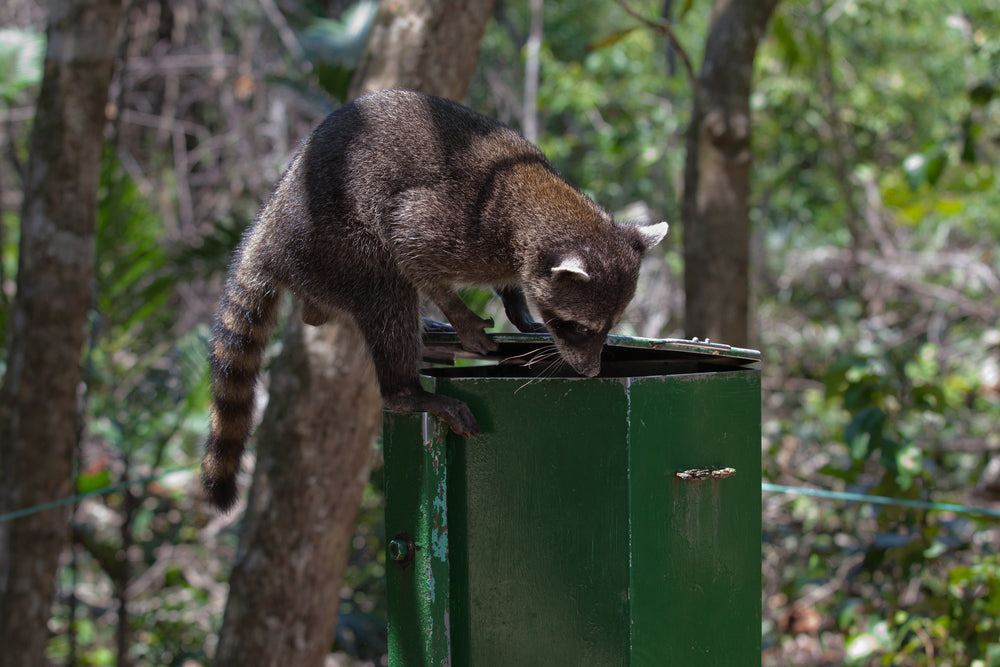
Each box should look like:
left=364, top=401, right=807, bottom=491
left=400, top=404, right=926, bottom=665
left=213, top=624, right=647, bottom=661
left=524, top=221, right=669, bottom=377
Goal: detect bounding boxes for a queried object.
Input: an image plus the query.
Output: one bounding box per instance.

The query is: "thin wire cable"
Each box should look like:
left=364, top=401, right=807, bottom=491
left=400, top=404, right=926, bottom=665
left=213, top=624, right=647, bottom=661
left=0, top=467, right=195, bottom=523
left=762, top=482, right=1000, bottom=520
left=4, top=474, right=999, bottom=523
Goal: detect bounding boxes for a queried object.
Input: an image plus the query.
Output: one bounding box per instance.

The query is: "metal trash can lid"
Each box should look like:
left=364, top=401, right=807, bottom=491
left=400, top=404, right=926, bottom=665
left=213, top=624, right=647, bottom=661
left=422, top=332, right=761, bottom=378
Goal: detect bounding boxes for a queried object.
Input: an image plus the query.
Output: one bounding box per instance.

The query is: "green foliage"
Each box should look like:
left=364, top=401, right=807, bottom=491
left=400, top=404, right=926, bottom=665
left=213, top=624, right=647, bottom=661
left=841, top=554, right=1000, bottom=665
left=758, top=2, right=999, bottom=664
left=754, top=0, right=1000, bottom=242
left=43, top=150, right=221, bottom=667
left=89, top=148, right=210, bottom=462
left=822, top=345, right=958, bottom=492
left=472, top=0, right=697, bottom=220
left=299, top=0, right=377, bottom=102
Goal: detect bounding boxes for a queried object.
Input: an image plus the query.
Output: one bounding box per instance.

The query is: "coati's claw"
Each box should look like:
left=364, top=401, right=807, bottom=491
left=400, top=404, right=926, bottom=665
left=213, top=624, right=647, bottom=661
left=440, top=402, right=480, bottom=438
left=454, top=316, right=499, bottom=356
left=421, top=317, right=456, bottom=334
left=459, top=330, right=498, bottom=356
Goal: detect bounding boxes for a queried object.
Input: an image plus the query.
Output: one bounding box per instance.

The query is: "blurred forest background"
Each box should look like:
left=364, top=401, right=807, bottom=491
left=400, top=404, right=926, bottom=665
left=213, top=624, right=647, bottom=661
left=1, top=0, right=999, bottom=664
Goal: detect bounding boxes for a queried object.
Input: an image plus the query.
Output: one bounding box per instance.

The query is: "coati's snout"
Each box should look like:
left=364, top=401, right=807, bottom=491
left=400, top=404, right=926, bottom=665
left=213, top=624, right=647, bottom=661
left=540, top=314, right=611, bottom=377
left=560, top=342, right=604, bottom=377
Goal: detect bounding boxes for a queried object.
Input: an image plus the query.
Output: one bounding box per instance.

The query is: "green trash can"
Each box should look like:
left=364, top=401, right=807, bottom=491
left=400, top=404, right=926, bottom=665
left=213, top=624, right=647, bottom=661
left=383, top=333, right=761, bottom=666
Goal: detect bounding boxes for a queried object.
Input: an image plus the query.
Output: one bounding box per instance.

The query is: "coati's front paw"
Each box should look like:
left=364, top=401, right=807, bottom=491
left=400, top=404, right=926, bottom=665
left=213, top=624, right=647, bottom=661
left=455, top=316, right=498, bottom=356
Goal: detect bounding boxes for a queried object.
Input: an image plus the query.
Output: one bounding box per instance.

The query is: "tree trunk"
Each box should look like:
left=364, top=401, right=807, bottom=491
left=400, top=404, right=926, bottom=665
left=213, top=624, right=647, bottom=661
left=350, top=0, right=495, bottom=101
left=0, top=0, right=124, bottom=665
left=213, top=316, right=382, bottom=667
left=213, top=1, right=494, bottom=665
left=682, top=0, right=778, bottom=347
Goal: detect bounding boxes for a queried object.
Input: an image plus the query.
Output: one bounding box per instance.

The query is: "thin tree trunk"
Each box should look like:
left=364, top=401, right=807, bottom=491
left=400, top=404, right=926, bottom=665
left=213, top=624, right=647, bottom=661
left=0, top=0, right=124, bottom=665
left=213, top=1, right=495, bottom=664
left=682, top=0, right=778, bottom=347
left=115, top=481, right=138, bottom=667
left=523, top=0, right=543, bottom=143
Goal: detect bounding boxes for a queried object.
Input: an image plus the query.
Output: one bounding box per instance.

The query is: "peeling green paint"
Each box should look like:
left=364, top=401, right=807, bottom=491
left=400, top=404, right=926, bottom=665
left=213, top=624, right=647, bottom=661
left=384, top=414, right=452, bottom=666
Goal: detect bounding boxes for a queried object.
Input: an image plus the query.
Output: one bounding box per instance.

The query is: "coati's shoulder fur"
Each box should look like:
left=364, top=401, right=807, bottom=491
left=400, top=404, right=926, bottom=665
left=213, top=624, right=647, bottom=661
left=202, top=89, right=668, bottom=511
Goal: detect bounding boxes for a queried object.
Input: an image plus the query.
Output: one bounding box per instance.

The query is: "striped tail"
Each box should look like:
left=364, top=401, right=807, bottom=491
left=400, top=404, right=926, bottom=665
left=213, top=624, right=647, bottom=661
left=202, top=267, right=280, bottom=511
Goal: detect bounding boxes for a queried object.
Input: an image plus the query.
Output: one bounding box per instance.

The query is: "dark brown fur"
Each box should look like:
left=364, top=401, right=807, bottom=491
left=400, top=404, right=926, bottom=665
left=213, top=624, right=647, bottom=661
left=202, top=89, right=667, bottom=511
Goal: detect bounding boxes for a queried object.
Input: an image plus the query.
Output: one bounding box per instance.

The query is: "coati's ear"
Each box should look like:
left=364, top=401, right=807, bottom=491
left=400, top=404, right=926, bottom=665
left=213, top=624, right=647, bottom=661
left=631, top=221, right=669, bottom=253
left=551, top=254, right=590, bottom=282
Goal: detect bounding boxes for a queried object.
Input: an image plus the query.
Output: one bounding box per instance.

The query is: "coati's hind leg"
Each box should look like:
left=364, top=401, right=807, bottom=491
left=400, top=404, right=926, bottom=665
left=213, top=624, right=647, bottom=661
left=358, top=286, right=481, bottom=437
left=496, top=285, right=546, bottom=333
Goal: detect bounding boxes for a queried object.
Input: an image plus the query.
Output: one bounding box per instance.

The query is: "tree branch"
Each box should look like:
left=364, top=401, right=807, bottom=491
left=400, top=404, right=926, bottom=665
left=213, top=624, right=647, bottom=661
left=614, top=0, right=698, bottom=94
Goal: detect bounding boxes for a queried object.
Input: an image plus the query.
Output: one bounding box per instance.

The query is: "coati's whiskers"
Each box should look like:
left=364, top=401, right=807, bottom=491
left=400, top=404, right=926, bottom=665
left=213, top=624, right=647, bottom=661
left=539, top=355, right=570, bottom=380
left=499, top=346, right=549, bottom=364
left=511, top=344, right=567, bottom=394
left=509, top=345, right=553, bottom=391
left=514, top=378, right=539, bottom=394
left=524, top=345, right=561, bottom=369
left=499, top=343, right=561, bottom=368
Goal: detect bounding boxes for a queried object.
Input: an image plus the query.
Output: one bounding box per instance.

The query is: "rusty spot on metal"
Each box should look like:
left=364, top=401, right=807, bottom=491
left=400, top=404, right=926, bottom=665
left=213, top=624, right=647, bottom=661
left=675, top=467, right=736, bottom=481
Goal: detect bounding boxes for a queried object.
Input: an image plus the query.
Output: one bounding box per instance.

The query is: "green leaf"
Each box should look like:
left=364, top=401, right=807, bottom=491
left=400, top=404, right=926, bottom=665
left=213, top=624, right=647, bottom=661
left=300, top=0, right=377, bottom=100
left=845, top=406, right=886, bottom=460
left=845, top=632, right=880, bottom=663
left=910, top=384, right=946, bottom=412
left=925, top=149, right=948, bottom=186
left=77, top=469, right=112, bottom=494
left=902, top=148, right=948, bottom=190
left=824, top=355, right=859, bottom=399
left=893, top=443, right=922, bottom=489
left=933, top=197, right=964, bottom=215
left=924, top=540, right=947, bottom=559
left=818, top=462, right=860, bottom=481
left=843, top=379, right=878, bottom=412
left=961, top=115, right=980, bottom=164
left=969, top=81, right=995, bottom=106
left=770, top=15, right=801, bottom=69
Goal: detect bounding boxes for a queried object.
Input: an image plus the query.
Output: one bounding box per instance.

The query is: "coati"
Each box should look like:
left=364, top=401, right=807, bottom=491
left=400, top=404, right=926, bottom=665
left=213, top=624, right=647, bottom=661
left=202, top=89, right=668, bottom=511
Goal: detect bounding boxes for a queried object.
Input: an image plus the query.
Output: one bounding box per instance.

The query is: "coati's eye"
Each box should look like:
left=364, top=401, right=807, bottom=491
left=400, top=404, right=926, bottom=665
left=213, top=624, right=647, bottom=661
left=550, top=318, right=597, bottom=340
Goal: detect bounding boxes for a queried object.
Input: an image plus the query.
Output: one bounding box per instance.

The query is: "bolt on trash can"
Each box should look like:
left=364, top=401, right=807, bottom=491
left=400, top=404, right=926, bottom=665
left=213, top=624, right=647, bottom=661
left=383, top=333, right=762, bottom=666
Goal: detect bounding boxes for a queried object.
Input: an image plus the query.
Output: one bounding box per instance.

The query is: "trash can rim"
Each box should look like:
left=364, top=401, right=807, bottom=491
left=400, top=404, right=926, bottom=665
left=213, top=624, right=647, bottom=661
left=421, top=332, right=761, bottom=369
